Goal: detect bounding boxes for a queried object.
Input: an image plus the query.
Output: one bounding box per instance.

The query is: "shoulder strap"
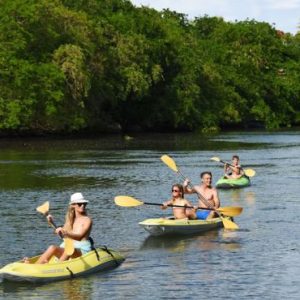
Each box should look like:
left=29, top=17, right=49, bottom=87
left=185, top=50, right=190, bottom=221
left=88, top=237, right=100, bottom=261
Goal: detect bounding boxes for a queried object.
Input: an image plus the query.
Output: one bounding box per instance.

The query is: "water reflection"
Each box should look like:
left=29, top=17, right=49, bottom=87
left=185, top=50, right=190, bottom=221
left=0, top=133, right=268, bottom=152
left=1, top=276, right=93, bottom=300
left=140, top=229, right=241, bottom=253
left=59, top=278, right=93, bottom=300
left=221, top=189, right=256, bottom=206
left=220, top=230, right=242, bottom=251
left=244, top=191, right=256, bottom=206
left=141, top=234, right=194, bottom=252
left=2, top=131, right=300, bottom=298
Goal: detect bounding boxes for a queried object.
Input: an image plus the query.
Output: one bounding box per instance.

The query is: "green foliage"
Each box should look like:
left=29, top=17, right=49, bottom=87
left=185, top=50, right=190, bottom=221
left=0, top=0, right=299, bottom=134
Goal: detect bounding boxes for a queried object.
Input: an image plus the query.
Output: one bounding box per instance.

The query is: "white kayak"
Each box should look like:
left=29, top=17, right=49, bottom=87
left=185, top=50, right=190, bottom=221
left=139, top=217, right=229, bottom=236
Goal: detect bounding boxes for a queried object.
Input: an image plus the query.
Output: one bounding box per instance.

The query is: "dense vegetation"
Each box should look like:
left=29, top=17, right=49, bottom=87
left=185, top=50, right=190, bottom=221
left=0, top=0, right=299, bottom=134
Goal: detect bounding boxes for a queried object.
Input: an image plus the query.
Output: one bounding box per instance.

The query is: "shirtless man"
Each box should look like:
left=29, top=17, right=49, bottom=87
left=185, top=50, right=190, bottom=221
left=224, top=155, right=244, bottom=179
left=161, top=184, right=194, bottom=219
left=35, top=192, right=93, bottom=264
left=183, top=171, right=220, bottom=220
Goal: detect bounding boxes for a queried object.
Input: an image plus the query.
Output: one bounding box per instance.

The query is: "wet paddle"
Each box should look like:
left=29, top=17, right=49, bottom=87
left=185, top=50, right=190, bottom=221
left=160, top=155, right=240, bottom=230
left=114, top=195, right=243, bottom=217
left=210, top=156, right=256, bottom=177
left=36, top=201, right=74, bottom=256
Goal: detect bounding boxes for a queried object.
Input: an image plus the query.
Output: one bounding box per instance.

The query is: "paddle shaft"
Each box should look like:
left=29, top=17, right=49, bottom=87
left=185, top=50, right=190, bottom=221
left=43, top=212, right=64, bottom=239
left=144, top=201, right=217, bottom=211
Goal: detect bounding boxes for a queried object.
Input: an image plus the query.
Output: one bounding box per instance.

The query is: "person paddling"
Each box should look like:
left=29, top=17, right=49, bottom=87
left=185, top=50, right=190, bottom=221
left=183, top=171, right=220, bottom=220
left=224, top=155, right=244, bottom=179
left=25, top=193, right=93, bottom=264
left=161, top=184, right=194, bottom=219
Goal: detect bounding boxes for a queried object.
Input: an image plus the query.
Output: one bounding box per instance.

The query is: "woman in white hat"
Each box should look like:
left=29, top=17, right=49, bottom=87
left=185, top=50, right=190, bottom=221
left=35, top=192, right=93, bottom=264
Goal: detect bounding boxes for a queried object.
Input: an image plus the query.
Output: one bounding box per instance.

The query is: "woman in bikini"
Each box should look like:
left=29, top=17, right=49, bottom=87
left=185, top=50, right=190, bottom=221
left=161, top=184, right=194, bottom=219
left=25, top=192, right=93, bottom=264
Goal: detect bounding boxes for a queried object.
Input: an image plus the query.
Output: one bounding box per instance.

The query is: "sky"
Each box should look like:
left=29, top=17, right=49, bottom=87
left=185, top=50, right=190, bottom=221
left=130, top=0, right=300, bottom=34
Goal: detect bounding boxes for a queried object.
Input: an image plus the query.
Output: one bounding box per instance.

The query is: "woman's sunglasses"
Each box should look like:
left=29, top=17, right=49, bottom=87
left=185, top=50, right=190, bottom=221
left=74, top=203, right=87, bottom=207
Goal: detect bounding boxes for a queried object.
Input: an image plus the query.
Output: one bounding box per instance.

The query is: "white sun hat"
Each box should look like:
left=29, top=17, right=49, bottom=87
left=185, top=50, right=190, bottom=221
left=69, top=192, right=89, bottom=204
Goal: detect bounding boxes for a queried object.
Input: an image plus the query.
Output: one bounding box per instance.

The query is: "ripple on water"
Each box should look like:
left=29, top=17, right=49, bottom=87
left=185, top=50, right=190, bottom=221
left=1, top=131, right=300, bottom=299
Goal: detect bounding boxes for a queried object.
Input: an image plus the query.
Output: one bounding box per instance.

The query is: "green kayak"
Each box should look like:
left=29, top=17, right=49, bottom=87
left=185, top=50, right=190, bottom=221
left=215, top=175, right=250, bottom=189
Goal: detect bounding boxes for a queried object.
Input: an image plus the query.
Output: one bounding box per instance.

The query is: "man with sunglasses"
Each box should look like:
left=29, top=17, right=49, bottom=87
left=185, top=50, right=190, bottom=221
left=34, top=192, right=93, bottom=264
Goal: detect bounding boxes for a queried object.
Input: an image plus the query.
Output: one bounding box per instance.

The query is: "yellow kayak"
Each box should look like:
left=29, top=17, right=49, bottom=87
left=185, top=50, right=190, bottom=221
left=0, top=247, right=124, bottom=283
left=139, top=217, right=227, bottom=236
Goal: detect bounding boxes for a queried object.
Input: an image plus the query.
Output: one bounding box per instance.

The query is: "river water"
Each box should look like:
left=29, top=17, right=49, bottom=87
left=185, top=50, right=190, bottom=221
left=1, top=131, right=300, bottom=299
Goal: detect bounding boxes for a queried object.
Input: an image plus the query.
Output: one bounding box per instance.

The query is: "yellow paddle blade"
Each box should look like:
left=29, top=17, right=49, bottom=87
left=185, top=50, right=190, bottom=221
left=216, top=206, right=243, bottom=217
left=114, top=196, right=144, bottom=207
left=221, top=217, right=239, bottom=230
left=63, top=238, right=74, bottom=256
left=244, top=169, right=256, bottom=177
left=160, top=155, right=178, bottom=172
left=36, top=201, right=49, bottom=215
left=210, top=156, right=221, bottom=162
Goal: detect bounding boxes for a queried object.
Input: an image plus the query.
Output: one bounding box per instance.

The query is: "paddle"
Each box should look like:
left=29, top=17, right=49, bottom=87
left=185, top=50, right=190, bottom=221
left=160, top=155, right=240, bottom=230
left=36, top=201, right=74, bottom=256
left=114, top=195, right=243, bottom=217
left=210, top=156, right=256, bottom=177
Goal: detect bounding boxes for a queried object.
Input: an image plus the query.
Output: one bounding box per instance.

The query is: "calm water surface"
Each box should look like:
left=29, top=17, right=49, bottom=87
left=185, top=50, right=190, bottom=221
left=1, top=131, right=300, bottom=299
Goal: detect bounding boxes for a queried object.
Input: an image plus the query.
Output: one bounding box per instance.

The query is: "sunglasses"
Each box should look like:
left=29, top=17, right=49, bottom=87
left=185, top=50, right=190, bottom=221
left=74, top=203, right=87, bottom=207
left=172, top=189, right=180, bottom=193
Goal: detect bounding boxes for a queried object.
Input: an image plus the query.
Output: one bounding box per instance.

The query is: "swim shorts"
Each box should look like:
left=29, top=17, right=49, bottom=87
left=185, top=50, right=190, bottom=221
left=60, top=239, right=92, bottom=255
left=196, top=210, right=210, bottom=220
